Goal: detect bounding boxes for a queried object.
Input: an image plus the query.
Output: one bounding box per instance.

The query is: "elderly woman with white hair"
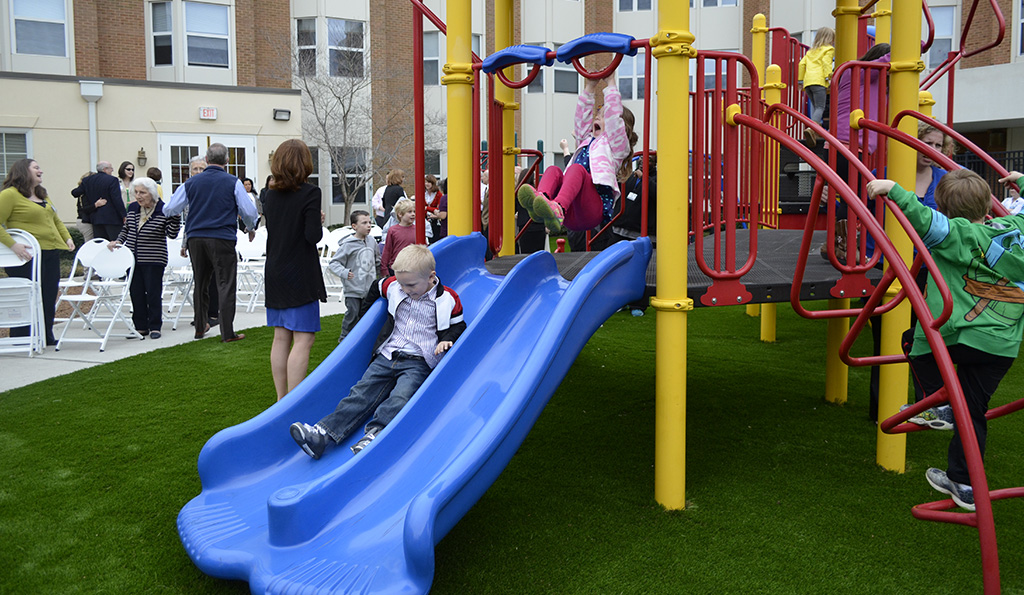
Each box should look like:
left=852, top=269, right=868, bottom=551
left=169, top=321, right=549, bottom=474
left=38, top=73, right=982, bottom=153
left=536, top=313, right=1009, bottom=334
left=107, top=176, right=181, bottom=339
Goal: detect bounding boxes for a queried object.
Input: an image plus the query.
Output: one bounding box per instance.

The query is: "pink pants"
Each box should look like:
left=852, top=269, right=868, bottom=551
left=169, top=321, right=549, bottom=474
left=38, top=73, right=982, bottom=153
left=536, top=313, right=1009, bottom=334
left=538, top=164, right=603, bottom=231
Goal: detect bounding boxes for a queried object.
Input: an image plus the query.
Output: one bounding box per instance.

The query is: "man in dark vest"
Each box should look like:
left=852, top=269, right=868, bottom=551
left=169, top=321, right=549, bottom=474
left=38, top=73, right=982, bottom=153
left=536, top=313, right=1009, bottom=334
left=165, top=143, right=258, bottom=342
left=71, top=160, right=126, bottom=240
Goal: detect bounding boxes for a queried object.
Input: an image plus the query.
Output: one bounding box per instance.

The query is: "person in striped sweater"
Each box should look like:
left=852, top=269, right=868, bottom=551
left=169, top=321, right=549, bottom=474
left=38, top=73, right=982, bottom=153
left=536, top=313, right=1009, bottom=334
left=107, top=177, right=180, bottom=339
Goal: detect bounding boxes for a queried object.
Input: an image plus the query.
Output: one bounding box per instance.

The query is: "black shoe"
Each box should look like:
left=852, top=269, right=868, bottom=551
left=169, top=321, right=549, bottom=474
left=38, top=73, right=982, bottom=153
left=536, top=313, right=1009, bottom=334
left=290, top=422, right=327, bottom=460
left=208, top=317, right=220, bottom=327
left=150, top=331, right=161, bottom=339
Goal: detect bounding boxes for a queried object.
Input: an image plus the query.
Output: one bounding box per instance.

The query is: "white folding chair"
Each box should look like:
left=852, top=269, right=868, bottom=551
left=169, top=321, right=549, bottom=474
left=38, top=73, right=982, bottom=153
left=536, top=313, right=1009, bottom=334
left=321, top=227, right=350, bottom=302
left=0, top=229, right=45, bottom=356
left=55, top=245, right=142, bottom=351
left=236, top=231, right=267, bottom=313
left=55, top=237, right=108, bottom=325
left=315, top=226, right=331, bottom=257
left=164, top=238, right=194, bottom=330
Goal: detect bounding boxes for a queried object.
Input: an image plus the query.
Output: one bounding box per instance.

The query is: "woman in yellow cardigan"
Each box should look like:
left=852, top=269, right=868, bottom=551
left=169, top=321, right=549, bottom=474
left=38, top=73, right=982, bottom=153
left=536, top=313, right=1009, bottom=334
left=0, top=159, right=75, bottom=346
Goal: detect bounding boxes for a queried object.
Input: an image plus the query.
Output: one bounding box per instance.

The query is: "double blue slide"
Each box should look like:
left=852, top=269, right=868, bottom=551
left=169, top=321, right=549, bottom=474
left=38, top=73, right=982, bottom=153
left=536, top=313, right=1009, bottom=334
left=178, top=233, right=652, bottom=594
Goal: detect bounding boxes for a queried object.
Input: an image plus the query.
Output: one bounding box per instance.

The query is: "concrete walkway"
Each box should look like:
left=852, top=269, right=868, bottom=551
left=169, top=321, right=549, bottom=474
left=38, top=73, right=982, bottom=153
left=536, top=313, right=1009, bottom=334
left=0, top=299, right=347, bottom=393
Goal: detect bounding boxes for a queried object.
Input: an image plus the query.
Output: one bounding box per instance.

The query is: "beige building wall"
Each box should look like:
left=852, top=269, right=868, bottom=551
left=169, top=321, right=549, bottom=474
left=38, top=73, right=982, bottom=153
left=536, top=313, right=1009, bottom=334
left=1, top=74, right=301, bottom=223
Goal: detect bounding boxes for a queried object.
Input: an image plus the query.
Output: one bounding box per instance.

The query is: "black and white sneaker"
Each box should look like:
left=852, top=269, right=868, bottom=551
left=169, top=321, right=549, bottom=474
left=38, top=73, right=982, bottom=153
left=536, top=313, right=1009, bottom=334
left=290, top=422, right=327, bottom=460
left=351, top=429, right=378, bottom=454
left=926, top=467, right=975, bottom=511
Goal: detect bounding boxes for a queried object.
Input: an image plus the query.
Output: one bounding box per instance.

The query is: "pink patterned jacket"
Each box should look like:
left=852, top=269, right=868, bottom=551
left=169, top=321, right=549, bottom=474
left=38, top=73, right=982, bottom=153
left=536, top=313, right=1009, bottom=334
left=572, top=83, right=631, bottom=201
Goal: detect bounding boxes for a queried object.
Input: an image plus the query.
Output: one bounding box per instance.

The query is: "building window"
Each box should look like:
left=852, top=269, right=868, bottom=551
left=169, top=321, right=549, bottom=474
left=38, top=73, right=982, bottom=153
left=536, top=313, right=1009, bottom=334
left=689, top=57, right=730, bottom=92
left=553, top=44, right=578, bottom=94
left=618, top=0, right=652, bottom=11
left=169, top=145, right=200, bottom=191
left=12, top=0, right=66, bottom=57
left=152, top=2, right=173, bottom=65
left=296, top=18, right=316, bottom=76
left=619, top=54, right=645, bottom=100
left=425, top=150, right=442, bottom=177
left=702, top=0, right=737, bottom=6
left=330, top=147, right=367, bottom=205
left=473, top=34, right=482, bottom=59
left=185, top=2, right=229, bottom=68
left=926, top=6, right=955, bottom=68
left=0, top=131, right=30, bottom=174
left=424, top=31, right=440, bottom=85
left=328, top=19, right=364, bottom=77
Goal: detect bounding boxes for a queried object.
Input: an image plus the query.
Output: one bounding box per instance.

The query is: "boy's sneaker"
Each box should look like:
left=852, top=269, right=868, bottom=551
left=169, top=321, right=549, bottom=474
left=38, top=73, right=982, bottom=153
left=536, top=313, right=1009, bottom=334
left=926, top=467, right=975, bottom=511
left=290, top=422, right=327, bottom=460
left=532, top=195, right=566, bottom=234
left=351, top=429, right=378, bottom=454
left=517, top=184, right=540, bottom=221
left=900, top=404, right=954, bottom=430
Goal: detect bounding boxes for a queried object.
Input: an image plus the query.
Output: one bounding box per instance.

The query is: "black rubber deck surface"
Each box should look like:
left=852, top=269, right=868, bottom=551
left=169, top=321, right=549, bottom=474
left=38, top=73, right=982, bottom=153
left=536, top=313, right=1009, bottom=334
left=484, top=230, right=877, bottom=307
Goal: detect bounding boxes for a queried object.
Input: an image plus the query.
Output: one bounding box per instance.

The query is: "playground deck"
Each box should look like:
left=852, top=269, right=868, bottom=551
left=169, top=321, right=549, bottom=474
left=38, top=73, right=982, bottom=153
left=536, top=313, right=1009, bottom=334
left=486, top=230, right=869, bottom=305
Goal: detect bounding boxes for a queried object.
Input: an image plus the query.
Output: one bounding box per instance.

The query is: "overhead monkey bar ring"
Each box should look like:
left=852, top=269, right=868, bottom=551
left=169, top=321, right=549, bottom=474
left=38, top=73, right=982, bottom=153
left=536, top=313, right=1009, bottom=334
left=480, top=44, right=555, bottom=89
left=555, top=32, right=639, bottom=79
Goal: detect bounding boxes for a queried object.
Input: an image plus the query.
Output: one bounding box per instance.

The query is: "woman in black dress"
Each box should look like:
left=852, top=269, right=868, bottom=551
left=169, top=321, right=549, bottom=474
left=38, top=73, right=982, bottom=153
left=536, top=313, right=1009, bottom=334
left=263, top=140, right=327, bottom=400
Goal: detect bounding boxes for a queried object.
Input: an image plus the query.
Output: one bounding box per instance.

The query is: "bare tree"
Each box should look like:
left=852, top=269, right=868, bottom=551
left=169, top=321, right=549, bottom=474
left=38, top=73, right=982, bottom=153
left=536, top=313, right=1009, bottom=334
left=282, top=30, right=445, bottom=222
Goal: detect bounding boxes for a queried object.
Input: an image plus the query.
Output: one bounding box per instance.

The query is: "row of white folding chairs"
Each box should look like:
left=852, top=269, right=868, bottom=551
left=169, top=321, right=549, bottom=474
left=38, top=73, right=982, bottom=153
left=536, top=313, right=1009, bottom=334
left=0, top=229, right=46, bottom=356
left=55, top=244, right=142, bottom=351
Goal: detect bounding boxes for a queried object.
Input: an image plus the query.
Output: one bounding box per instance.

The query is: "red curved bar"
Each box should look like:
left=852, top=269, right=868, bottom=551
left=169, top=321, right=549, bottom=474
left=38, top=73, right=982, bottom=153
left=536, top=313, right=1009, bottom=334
left=495, top=63, right=542, bottom=90
left=921, top=1, right=935, bottom=53
left=570, top=53, right=623, bottom=80
left=961, top=0, right=1006, bottom=59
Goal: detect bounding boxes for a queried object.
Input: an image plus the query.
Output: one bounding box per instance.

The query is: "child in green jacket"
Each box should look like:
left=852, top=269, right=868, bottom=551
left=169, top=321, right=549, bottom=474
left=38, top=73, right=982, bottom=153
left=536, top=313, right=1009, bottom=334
left=867, top=169, right=1024, bottom=511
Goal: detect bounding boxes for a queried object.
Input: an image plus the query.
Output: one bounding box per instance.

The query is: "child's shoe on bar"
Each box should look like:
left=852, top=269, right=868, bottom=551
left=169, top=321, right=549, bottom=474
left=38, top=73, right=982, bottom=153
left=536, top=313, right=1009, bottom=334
left=926, top=467, right=975, bottom=511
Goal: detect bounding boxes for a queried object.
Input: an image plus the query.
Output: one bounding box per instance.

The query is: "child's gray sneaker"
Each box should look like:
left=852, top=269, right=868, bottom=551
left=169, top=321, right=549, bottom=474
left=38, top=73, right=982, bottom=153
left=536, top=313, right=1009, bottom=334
left=926, top=467, right=975, bottom=511
left=351, top=429, right=378, bottom=454
left=290, top=422, right=327, bottom=460
left=901, top=404, right=954, bottom=430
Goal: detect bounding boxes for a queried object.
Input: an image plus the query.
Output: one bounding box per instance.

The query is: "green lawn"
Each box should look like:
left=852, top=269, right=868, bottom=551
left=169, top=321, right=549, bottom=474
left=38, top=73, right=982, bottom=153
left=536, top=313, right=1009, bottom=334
left=2, top=306, right=1023, bottom=594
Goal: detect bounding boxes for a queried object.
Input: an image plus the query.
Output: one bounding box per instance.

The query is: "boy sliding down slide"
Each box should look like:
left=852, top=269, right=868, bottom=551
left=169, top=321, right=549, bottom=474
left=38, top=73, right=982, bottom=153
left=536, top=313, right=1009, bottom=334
left=291, top=244, right=466, bottom=457
left=867, top=169, right=1024, bottom=511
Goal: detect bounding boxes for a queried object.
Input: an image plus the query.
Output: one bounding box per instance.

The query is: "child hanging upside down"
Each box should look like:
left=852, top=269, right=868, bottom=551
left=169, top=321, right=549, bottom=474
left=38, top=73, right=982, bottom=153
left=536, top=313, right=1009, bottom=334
left=518, top=73, right=637, bottom=234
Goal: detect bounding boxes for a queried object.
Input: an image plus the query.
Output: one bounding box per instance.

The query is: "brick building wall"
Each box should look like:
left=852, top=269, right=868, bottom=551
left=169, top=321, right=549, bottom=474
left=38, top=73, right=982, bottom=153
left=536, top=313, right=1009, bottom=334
left=370, top=0, right=417, bottom=178
left=74, top=0, right=146, bottom=80
left=251, top=0, right=292, bottom=89
left=960, top=0, right=1013, bottom=69
left=73, top=0, right=100, bottom=77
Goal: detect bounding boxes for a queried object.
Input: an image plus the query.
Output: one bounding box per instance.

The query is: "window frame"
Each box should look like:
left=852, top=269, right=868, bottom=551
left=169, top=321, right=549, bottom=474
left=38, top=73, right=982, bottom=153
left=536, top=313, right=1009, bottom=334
left=924, top=5, right=956, bottom=69
left=617, top=0, right=652, bottom=11
left=151, top=2, right=173, bottom=66
left=424, top=30, right=441, bottom=86
left=184, top=1, right=230, bottom=69
left=552, top=43, right=579, bottom=95
left=296, top=17, right=317, bottom=77
left=329, top=146, right=368, bottom=205
left=618, top=53, right=645, bottom=101
left=0, top=129, right=32, bottom=175
left=327, top=18, right=365, bottom=78
left=10, top=0, right=68, bottom=58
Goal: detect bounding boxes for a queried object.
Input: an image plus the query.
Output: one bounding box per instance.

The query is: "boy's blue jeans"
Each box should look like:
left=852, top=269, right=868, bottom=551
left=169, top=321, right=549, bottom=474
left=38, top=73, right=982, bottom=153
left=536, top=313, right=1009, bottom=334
left=317, top=352, right=432, bottom=443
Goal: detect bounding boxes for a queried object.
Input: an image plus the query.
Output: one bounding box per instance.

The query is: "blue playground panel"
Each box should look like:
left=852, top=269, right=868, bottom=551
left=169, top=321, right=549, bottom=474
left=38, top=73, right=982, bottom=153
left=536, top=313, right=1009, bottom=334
left=178, top=233, right=652, bottom=594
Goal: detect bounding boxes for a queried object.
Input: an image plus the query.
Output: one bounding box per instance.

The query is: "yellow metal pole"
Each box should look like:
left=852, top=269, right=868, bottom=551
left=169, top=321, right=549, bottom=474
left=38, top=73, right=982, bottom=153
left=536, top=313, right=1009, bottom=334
left=443, top=0, right=474, bottom=237
left=874, top=0, right=893, bottom=45
left=824, top=0, right=860, bottom=405
left=875, top=0, right=923, bottom=472
left=650, top=1, right=692, bottom=510
left=495, top=0, right=516, bottom=256
left=759, top=64, right=786, bottom=343
left=746, top=14, right=767, bottom=322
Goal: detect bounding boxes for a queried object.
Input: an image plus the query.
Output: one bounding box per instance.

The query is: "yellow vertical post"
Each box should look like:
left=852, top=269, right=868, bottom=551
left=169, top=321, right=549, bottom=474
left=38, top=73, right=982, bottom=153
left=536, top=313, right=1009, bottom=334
left=746, top=14, right=768, bottom=322
left=874, top=0, right=893, bottom=45
left=824, top=0, right=860, bottom=405
left=875, top=0, right=923, bottom=472
left=443, top=0, right=474, bottom=237
left=495, top=0, right=516, bottom=256
left=650, top=2, right=692, bottom=510
left=759, top=64, right=786, bottom=344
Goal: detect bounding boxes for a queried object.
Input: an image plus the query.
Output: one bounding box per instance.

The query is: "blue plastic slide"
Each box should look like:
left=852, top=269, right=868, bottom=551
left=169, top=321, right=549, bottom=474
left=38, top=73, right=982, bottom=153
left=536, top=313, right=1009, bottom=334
left=178, top=233, right=652, bottom=594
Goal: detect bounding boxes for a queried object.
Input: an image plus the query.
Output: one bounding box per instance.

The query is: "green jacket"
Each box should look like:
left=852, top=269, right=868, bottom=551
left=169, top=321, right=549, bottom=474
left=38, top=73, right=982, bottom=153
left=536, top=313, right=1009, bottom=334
left=0, top=186, right=72, bottom=251
left=889, top=179, right=1024, bottom=358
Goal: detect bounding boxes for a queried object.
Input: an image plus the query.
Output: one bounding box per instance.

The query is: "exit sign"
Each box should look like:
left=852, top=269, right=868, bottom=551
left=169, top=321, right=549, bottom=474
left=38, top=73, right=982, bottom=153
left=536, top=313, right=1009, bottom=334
left=199, top=107, right=218, bottom=120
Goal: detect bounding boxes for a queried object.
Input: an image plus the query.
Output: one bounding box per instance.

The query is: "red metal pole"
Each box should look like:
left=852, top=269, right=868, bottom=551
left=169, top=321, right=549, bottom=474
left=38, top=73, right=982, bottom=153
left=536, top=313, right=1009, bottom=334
left=412, top=5, right=426, bottom=244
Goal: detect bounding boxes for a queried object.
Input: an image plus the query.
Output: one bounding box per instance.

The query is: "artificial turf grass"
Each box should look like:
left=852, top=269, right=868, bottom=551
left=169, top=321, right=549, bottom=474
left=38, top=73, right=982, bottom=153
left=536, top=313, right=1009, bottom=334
left=1, top=308, right=1023, bottom=593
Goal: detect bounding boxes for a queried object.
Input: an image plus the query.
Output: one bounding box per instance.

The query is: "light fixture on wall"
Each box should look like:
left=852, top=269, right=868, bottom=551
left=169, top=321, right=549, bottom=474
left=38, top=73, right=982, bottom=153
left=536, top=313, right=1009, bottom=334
left=273, top=108, right=291, bottom=121
left=137, top=147, right=148, bottom=166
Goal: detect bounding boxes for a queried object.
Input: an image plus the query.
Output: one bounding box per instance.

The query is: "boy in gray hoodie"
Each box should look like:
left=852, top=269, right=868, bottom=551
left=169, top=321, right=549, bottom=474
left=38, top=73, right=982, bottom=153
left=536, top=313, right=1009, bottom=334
left=329, top=210, right=382, bottom=342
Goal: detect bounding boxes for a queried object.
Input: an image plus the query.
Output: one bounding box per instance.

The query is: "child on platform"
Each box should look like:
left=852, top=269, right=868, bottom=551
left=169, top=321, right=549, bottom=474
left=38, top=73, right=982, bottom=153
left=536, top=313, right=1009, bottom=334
left=517, top=73, right=637, bottom=234
left=328, top=210, right=381, bottom=342
left=290, top=244, right=466, bottom=458
left=866, top=169, right=1024, bottom=511
left=798, top=27, right=835, bottom=145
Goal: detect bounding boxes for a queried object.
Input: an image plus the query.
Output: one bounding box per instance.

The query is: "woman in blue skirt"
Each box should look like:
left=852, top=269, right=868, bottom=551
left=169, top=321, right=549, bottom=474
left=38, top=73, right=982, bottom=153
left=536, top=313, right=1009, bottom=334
left=263, top=139, right=327, bottom=400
